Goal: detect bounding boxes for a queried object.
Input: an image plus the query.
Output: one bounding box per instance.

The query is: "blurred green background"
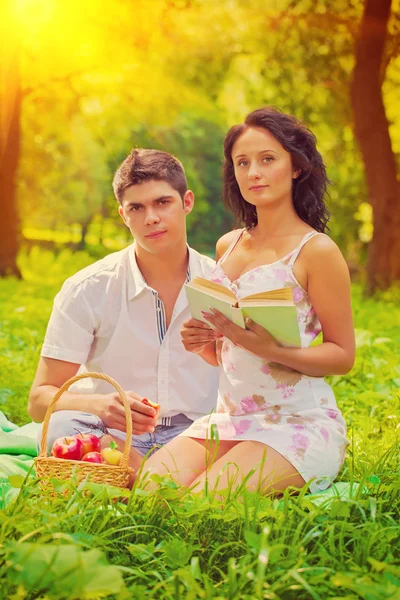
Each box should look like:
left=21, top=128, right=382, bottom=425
left=1, top=0, right=400, bottom=293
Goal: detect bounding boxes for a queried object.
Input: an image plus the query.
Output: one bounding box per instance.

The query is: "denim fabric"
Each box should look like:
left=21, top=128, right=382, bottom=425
left=38, top=410, right=193, bottom=457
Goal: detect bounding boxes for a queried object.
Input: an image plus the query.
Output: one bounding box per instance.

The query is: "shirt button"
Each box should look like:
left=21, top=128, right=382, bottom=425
left=161, top=380, right=165, bottom=385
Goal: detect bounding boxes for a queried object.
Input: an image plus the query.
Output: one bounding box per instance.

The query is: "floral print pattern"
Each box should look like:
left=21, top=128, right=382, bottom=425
left=181, top=231, right=349, bottom=493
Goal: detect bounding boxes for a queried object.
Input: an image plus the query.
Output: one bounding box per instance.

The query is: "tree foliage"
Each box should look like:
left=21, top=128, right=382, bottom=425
left=0, top=0, right=399, bottom=288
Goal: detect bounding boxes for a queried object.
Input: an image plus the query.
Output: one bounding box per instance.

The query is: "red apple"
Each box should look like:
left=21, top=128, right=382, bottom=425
left=81, top=451, right=104, bottom=463
left=142, top=398, right=160, bottom=414
left=75, top=433, right=101, bottom=455
left=51, top=436, right=84, bottom=461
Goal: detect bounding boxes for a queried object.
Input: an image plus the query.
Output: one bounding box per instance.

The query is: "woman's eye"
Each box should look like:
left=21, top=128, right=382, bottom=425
left=263, top=156, right=273, bottom=163
left=237, top=160, right=248, bottom=167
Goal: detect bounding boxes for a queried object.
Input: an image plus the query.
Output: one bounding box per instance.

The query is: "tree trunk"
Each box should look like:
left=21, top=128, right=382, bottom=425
left=0, top=2, right=22, bottom=278
left=76, top=218, right=92, bottom=251
left=351, top=0, right=400, bottom=293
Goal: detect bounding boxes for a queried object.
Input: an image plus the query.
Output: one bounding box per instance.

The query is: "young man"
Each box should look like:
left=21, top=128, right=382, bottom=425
left=28, top=149, right=219, bottom=469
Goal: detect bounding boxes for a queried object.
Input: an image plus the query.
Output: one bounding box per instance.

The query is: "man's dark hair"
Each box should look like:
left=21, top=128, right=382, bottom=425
left=223, top=107, right=330, bottom=232
left=113, top=148, right=187, bottom=203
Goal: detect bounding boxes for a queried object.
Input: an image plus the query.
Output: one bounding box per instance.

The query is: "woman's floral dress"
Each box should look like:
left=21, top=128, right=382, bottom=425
left=180, top=230, right=349, bottom=492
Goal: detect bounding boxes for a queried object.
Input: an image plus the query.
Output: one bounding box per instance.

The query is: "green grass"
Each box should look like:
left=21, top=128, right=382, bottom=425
left=0, top=246, right=399, bottom=599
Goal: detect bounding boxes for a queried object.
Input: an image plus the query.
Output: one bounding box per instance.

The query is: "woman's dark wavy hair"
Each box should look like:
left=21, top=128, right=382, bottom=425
left=223, top=107, right=330, bottom=232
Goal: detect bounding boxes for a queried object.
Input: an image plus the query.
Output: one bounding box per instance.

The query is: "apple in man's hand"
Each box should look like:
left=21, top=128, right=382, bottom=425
left=76, top=433, right=101, bottom=455
left=81, top=451, right=104, bottom=463
left=142, top=398, right=160, bottom=414
left=51, top=436, right=84, bottom=461
left=101, top=441, right=123, bottom=466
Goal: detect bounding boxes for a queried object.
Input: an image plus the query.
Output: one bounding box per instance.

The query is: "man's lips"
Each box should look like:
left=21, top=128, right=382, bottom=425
left=145, top=230, right=167, bottom=239
left=249, top=184, right=269, bottom=191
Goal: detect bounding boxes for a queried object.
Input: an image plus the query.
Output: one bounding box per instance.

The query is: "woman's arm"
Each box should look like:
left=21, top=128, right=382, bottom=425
left=203, top=236, right=355, bottom=377
left=270, top=236, right=355, bottom=376
left=180, top=232, right=240, bottom=367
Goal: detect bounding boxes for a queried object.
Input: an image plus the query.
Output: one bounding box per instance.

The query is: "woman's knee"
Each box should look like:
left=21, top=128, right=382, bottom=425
left=141, top=437, right=209, bottom=488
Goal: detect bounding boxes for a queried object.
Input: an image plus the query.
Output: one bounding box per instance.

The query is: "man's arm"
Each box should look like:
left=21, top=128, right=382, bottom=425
left=28, top=357, right=158, bottom=434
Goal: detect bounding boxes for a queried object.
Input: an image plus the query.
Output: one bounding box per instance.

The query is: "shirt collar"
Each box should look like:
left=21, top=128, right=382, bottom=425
left=127, top=243, right=200, bottom=300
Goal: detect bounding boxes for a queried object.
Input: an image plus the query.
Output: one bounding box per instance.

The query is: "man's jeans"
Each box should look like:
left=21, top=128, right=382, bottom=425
left=38, top=410, right=193, bottom=458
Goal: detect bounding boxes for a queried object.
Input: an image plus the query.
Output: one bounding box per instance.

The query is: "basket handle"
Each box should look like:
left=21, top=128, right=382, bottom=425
left=39, top=372, right=132, bottom=469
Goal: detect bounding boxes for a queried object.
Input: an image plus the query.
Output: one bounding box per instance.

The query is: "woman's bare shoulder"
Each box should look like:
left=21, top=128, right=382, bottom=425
left=303, top=233, right=348, bottom=271
left=306, top=233, right=342, bottom=254
left=215, top=229, right=242, bottom=261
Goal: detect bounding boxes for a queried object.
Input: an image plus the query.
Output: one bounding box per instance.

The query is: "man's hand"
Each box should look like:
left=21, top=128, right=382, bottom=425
left=98, top=390, right=158, bottom=435
left=202, top=309, right=280, bottom=361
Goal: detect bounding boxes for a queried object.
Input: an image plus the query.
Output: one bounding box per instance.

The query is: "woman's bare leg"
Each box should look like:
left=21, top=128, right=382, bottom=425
left=140, top=436, right=238, bottom=489
left=191, top=441, right=306, bottom=495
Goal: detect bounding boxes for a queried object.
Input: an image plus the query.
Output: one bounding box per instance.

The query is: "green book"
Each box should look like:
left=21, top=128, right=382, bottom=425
left=185, top=277, right=301, bottom=347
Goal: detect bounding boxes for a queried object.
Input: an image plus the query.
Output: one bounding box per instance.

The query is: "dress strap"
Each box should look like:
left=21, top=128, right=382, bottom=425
left=287, top=231, right=321, bottom=267
left=219, top=229, right=245, bottom=265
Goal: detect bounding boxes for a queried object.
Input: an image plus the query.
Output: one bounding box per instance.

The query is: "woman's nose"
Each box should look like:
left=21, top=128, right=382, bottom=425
left=248, top=162, right=261, bottom=179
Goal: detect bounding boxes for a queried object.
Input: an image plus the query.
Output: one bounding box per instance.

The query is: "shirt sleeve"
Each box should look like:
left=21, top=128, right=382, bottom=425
left=41, top=279, right=96, bottom=364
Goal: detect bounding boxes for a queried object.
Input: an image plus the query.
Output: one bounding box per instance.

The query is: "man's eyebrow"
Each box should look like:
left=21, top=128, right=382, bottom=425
left=152, top=195, right=173, bottom=202
left=125, top=195, right=173, bottom=207
left=233, top=149, right=277, bottom=159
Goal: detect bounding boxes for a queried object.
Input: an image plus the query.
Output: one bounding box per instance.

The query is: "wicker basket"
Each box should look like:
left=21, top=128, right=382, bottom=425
left=35, top=372, right=135, bottom=490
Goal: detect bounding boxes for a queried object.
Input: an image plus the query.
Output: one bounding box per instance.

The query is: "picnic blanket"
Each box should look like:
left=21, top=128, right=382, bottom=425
left=0, top=411, right=365, bottom=508
left=0, top=411, right=41, bottom=508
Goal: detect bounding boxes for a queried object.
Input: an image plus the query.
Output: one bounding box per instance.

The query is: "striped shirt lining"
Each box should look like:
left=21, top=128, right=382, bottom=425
left=152, top=267, right=191, bottom=344
left=155, top=267, right=192, bottom=425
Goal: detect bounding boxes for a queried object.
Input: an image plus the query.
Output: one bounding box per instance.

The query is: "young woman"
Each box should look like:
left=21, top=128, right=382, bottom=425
left=142, top=107, right=355, bottom=495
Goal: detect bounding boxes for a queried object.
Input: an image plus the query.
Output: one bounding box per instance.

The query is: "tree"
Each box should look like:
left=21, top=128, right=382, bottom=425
left=351, top=0, right=400, bottom=292
left=0, top=2, right=22, bottom=277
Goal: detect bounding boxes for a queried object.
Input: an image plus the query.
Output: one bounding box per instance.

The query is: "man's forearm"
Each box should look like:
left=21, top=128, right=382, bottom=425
left=28, top=386, right=105, bottom=423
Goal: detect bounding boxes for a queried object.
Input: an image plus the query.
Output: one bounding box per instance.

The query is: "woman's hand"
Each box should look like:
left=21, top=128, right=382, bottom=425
left=181, top=318, right=217, bottom=353
left=202, top=309, right=280, bottom=361
left=181, top=318, right=219, bottom=365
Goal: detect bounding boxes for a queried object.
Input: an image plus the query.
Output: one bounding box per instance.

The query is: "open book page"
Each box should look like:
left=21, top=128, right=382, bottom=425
left=239, top=300, right=293, bottom=307
left=241, top=305, right=301, bottom=347
left=185, top=278, right=300, bottom=341
left=184, top=285, right=245, bottom=328
left=188, top=277, right=236, bottom=302
left=240, top=287, right=294, bottom=303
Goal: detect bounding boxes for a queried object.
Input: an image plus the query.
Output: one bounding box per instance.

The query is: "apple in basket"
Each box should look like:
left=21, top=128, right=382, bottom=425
left=75, top=432, right=101, bottom=455
left=81, top=451, right=105, bottom=463
left=51, top=436, right=84, bottom=460
left=101, top=441, right=123, bottom=466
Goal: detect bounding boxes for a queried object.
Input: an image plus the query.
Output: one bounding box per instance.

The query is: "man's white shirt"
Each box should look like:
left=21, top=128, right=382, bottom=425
left=41, top=244, right=219, bottom=421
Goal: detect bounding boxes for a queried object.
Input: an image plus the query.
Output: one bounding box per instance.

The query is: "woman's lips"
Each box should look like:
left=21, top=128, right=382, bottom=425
left=249, top=185, right=269, bottom=191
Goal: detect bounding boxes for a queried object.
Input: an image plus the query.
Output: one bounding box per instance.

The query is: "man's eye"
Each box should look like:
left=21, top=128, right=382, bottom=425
left=158, top=200, right=169, bottom=205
